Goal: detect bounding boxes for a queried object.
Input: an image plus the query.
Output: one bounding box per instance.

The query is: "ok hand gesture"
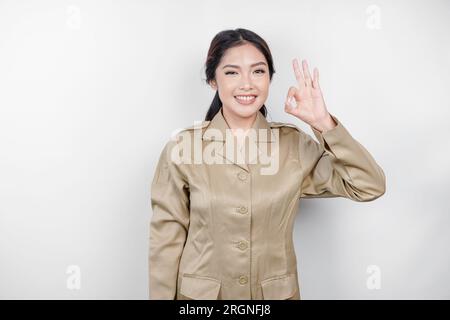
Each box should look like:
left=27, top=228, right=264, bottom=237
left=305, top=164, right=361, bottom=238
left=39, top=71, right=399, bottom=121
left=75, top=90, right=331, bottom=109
left=284, top=58, right=336, bottom=132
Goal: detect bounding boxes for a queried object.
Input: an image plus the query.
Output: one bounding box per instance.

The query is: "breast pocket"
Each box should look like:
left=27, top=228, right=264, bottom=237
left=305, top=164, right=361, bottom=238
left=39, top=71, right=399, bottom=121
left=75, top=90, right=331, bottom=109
left=261, top=274, right=299, bottom=300
left=179, top=274, right=222, bottom=300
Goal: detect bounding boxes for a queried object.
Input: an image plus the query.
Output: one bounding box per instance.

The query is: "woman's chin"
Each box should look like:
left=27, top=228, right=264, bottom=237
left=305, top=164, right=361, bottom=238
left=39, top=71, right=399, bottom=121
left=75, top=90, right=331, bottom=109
left=227, top=103, right=261, bottom=118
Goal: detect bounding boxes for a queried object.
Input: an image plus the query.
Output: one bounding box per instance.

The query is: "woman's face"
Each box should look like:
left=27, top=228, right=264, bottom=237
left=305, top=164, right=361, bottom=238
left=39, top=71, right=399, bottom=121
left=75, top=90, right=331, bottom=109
left=210, top=43, right=270, bottom=119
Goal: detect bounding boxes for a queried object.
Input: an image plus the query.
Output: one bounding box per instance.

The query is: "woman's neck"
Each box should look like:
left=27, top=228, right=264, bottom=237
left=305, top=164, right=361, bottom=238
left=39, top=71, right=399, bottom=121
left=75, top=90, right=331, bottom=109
left=221, top=108, right=257, bottom=138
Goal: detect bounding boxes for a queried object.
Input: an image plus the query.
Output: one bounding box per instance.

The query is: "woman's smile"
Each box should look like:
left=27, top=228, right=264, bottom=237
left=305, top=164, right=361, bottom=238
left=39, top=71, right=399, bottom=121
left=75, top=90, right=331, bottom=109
left=234, top=95, right=257, bottom=105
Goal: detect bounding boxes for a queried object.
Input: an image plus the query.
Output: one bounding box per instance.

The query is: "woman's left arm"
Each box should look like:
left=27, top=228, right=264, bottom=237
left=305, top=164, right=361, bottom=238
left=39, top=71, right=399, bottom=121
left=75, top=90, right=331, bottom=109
left=285, top=59, right=386, bottom=201
left=298, top=114, right=386, bottom=201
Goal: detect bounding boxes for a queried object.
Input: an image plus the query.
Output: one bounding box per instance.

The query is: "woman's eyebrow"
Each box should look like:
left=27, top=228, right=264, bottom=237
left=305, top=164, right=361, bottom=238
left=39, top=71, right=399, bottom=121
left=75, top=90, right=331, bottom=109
left=222, top=61, right=267, bottom=69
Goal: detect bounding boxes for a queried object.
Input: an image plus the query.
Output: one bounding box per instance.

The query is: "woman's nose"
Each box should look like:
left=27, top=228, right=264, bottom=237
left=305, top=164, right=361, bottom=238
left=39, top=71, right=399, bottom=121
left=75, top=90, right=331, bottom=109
left=239, top=76, right=253, bottom=89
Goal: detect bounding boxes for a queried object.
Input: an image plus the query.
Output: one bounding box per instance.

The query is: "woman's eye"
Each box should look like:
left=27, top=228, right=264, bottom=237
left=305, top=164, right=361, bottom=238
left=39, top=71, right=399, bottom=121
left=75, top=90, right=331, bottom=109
left=225, top=69, right=266, bottom=75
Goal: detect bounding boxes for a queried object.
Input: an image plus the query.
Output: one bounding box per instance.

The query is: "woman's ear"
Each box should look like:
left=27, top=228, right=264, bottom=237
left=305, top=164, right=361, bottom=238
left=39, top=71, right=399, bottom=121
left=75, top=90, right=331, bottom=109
left=209, top=80, right=217, bottom=90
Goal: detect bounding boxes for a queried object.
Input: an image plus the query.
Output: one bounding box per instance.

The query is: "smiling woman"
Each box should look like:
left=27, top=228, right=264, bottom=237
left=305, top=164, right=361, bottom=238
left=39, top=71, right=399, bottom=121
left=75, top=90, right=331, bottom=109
left=148, top=28, right=386, bottom=300
left=204, top=29, right=275, bottom=126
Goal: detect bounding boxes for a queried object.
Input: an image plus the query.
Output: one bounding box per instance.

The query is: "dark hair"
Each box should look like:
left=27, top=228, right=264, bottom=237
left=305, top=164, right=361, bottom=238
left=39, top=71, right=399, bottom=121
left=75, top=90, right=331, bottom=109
left=203, top=28, right=276, bottom=121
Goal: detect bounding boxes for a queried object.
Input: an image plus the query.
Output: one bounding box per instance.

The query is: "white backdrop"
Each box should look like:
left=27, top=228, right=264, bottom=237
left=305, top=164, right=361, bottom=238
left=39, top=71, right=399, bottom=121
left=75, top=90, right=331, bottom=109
left=1, top=0, right=449, bottom=299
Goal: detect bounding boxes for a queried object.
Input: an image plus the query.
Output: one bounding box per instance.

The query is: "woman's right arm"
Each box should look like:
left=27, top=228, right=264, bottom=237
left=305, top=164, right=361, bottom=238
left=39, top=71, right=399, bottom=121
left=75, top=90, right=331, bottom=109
left=148, top=140, right=190, bottom=299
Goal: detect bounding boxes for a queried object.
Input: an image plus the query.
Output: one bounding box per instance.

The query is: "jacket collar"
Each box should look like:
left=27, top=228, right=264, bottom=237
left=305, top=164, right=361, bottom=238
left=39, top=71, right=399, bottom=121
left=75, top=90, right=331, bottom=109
left=202, top=108, right=275, bottom=142
left=201, top=108, right=276, bottom=172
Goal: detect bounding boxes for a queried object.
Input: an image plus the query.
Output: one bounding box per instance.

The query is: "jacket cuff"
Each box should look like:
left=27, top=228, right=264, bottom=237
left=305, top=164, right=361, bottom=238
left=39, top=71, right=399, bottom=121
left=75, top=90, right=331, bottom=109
left=310, top=114, right=350, bottom=151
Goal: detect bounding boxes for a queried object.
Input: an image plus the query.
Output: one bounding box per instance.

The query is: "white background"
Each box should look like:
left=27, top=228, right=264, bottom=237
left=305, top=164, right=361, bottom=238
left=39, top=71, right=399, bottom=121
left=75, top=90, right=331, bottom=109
left=0, top=0, right=449, bottom=299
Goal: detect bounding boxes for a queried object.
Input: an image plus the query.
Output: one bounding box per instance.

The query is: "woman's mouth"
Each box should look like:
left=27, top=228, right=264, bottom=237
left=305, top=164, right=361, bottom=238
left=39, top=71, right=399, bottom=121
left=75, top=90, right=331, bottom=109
left=234, top=95, right=257, bottom=105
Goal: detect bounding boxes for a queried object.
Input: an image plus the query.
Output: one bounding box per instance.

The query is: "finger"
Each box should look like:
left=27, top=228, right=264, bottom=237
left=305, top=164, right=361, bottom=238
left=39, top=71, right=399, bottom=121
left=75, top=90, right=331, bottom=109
left=312, top=67, right=320, bottom=90
left=302, top=59, right=312, bottom=87
left=292, top=58, right=305, bottom=88
left=284, top=86, right=298, bottom=111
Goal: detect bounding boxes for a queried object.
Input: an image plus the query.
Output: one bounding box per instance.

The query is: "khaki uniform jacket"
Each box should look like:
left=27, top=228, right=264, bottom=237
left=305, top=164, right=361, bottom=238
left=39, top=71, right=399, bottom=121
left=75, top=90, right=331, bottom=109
left=148, top=107, right=386, bottom=300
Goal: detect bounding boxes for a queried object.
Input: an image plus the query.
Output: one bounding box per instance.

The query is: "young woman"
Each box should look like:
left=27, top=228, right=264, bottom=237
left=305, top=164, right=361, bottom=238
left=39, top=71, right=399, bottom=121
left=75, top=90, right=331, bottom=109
left=149, top=28, right=386, bottom=300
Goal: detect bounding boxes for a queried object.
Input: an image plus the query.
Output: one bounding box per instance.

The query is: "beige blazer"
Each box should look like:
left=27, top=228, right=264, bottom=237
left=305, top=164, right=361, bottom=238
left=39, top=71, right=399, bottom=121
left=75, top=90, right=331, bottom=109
left=148, top=107, right=386, bottom=300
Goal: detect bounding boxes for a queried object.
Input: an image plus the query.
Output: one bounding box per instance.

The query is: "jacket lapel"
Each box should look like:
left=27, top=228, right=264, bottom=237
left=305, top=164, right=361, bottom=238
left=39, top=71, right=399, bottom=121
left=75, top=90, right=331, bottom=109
left=202, top=108, right=275, bottom=172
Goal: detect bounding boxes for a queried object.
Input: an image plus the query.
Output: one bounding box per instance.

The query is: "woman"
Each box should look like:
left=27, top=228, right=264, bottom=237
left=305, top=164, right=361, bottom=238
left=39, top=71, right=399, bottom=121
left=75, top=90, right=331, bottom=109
left=148, top=28, right=386, bottom=300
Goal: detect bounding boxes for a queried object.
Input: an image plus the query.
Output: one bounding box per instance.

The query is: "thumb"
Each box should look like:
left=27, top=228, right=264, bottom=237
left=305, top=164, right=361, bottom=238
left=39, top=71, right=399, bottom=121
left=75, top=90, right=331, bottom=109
left=284, top=86, right=298, bottom=114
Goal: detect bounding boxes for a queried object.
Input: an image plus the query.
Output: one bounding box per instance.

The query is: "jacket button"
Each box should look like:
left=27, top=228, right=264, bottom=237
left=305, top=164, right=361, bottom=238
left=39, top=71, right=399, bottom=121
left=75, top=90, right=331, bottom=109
left=239, top=275, right=248, bottom=285
left=238, top=240, right=248, bottom=250
left=236, top=206, right=248, bottom=214
left=237, top=172, right=247, bottom=181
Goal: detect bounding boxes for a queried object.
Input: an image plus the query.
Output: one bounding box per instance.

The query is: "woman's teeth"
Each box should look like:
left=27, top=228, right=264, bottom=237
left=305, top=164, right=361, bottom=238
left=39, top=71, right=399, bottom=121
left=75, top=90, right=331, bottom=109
left=235, top=95, right=257, bottom=104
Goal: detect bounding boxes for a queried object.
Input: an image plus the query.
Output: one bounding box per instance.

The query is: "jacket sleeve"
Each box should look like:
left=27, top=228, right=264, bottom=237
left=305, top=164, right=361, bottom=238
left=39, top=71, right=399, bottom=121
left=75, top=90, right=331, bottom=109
left=149, top=140, right=190, bottom=299
left=299, top=114, right=386, bottom=202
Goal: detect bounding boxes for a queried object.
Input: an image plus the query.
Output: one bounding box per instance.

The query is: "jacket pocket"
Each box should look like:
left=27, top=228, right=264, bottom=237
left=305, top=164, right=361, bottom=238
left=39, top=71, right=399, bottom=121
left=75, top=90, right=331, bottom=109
left=261, top=274, right=298, bottom=300
left=179, top=274, right=221, bottom=300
